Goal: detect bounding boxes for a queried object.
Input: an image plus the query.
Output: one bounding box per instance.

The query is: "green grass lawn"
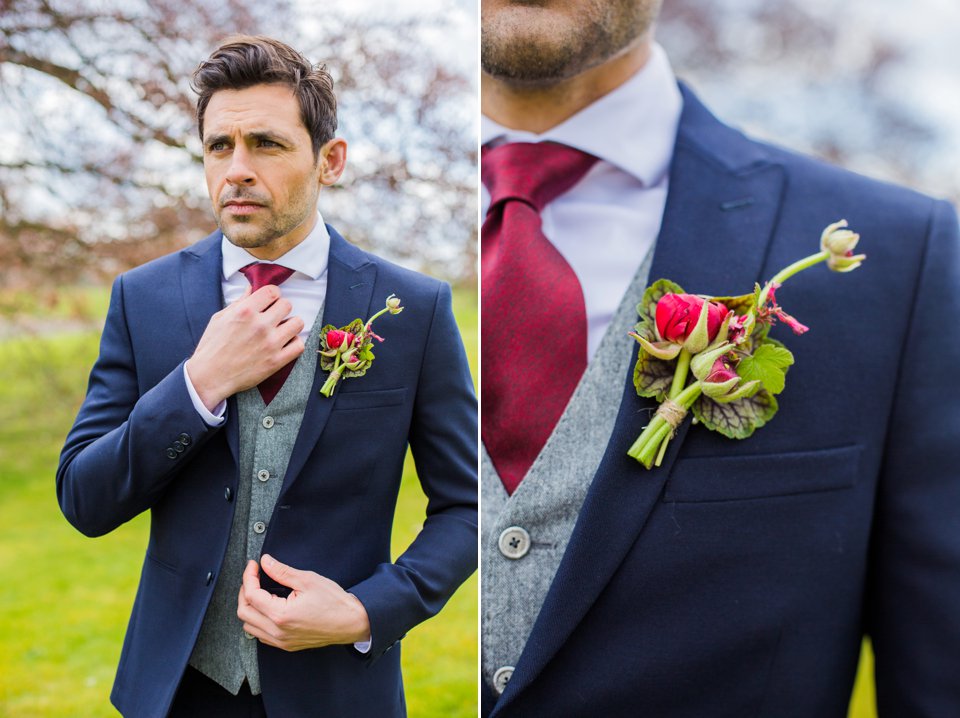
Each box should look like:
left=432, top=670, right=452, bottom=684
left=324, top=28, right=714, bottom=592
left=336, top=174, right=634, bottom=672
left=0, top=285, right=478, bottom=717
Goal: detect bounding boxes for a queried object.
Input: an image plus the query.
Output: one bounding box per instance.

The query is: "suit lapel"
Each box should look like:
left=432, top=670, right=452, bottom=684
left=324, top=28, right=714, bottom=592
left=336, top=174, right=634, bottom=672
left=178, top=231, right=244, bottom=463
left=495, top=85, right=787, bottom=710
left=281, top=225, right=378, bottom=491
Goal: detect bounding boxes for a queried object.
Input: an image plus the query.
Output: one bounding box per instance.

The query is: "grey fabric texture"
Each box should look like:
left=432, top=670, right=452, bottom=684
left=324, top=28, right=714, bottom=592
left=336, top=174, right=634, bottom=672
left=190, top=311, right=324, bottom=695
left=481, top=247, right=653, bottom=692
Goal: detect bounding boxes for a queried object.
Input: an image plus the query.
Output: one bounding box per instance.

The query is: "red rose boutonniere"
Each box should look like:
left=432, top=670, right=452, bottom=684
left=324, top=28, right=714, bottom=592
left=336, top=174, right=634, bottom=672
left=627, top=220, right=865, bottom=468
left=317, top=294, right=404, bottom=397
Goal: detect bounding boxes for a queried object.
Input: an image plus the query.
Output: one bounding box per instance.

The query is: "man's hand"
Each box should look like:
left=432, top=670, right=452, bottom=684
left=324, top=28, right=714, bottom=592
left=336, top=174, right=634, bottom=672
left=185, top=286, right=305, bottom=410
left=237, top=554, right=371, bottom=652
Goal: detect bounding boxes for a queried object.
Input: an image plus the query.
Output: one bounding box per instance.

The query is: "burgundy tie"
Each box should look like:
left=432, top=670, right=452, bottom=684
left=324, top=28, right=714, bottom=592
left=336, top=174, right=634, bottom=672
left=238, top=262, right=297, bottom=405
left=481, top=142, right=598, bottom=495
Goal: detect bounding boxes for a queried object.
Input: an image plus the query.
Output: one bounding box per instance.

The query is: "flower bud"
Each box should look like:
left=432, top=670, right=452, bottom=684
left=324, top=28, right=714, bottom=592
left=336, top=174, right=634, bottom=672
left=655, top=294, right=729, bottom=348
left=820, top=219, right=866, bottom=273
left=326, top=330, right=356, bottom=350
left=386, top=294, right=404, bottom=315
left=704, top=357, right=738, bottom=384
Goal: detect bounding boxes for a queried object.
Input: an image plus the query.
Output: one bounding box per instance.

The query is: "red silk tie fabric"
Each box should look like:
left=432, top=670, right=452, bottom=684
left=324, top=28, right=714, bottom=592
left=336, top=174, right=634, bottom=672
left=481, top=142, right=599, bottom=495
left=238, top=262, right=297, bottom=405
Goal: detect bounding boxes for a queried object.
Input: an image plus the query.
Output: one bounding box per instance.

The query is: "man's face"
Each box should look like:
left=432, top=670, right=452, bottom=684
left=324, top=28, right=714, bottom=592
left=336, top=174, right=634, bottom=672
left=203, top=83, right=320, bottom=253
left=481, top=0, right=662, bottom=86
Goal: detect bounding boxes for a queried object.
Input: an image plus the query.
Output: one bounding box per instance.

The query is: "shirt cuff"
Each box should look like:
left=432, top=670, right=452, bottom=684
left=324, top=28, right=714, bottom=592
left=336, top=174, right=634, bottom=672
left=354, top=637, right=372, bottom=654
left=183, top=364, right=226, bottom=426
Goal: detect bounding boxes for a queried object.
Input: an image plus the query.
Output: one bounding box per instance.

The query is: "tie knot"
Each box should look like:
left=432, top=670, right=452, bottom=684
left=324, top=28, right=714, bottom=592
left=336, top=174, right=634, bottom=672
left=482, top=142, right=598, bottom=212
left=239, top=262, right=295, bottom=292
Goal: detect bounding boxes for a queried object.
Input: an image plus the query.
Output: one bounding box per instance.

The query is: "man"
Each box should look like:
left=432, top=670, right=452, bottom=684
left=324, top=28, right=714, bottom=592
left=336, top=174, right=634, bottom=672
left=480, top=1, right=960, bottom=716
left=57, top=36, right=477, bottom=717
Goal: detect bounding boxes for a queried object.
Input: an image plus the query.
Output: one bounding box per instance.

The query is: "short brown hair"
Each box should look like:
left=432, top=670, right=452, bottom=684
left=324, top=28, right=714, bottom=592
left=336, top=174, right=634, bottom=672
left=192, top=35, right=337, bottom=160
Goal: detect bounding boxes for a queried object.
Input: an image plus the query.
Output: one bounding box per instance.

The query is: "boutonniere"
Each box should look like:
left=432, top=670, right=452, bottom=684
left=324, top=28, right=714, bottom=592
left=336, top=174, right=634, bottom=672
left=318, top=294, right=404, bottom=397
left=627, top=220, right=865, bottom=468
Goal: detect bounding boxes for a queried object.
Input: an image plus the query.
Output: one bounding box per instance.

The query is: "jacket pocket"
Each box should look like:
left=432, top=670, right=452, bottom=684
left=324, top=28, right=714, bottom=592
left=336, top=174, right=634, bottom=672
left=332, top=387, right=407, bottom=411
left=664, top=444, right=862, bottom=503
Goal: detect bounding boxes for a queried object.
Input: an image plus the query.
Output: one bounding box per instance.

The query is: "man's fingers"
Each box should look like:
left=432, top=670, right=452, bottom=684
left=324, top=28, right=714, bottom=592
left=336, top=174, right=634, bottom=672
left=240, top=560, right=278, bottom=608
left=242, top=284, right=285, bottom=312
left=260, top=553, right=308, bottom=591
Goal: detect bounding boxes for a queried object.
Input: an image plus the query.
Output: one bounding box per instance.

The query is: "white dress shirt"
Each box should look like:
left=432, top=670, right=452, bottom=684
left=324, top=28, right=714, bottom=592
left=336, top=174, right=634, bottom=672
left=184, top=213, right=331, bottom=424
left=481, top=43, right=683, bottom=360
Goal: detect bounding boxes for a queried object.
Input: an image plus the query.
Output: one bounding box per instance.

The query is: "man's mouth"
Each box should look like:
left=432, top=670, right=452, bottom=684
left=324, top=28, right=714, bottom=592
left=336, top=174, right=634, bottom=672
left=222, top=199, right=266, bottom=215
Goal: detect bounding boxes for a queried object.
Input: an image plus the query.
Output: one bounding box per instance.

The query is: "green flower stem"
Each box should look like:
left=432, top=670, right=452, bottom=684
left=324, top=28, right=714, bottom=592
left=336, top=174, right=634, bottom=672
left=669, top=348, right=691, bottom=399
left=365, top=306, right=389, bottom=326
left=320, top=352, right=344, bottom=397
left=628, top=382, right=703, bottom=468
left=756, top=250, right=830, bottom=307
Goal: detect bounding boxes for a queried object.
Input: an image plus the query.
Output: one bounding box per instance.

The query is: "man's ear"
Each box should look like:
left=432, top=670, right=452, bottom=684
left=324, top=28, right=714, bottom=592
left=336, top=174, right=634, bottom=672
left=317, top=138, right=347, bottom=186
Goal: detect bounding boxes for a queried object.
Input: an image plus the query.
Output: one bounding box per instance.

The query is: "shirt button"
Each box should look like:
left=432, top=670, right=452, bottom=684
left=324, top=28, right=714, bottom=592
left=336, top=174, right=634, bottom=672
left=165, top=448, right=177, bottom=460
left=224, top=487, right=233, bottom=502
left=253, top=521, right=266, bottom=534
left=261, top=416, right=275, bottom=429
left=498, top=527, right=531, bottom=559
left=179, top=433, right=192, bottom=446
left=493, top=666, right=514, bottom=695
left=257, top=469, right=270, bottom=482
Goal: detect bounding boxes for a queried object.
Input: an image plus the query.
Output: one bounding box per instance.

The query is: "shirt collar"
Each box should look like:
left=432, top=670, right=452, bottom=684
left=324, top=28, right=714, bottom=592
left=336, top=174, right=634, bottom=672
left=221, top=211, right=330, bottom=281
left=480, top=43, right=682, bottom=187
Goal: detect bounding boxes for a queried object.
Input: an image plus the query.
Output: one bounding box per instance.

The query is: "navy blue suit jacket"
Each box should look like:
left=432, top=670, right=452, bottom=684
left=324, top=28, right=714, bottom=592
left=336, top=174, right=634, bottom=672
left=57, top=226, right=478, bottom=717
left=484, top=86, right=960, bottom=716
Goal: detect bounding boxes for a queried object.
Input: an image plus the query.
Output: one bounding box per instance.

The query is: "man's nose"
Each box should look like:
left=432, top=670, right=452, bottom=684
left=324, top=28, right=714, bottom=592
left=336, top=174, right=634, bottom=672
left=225, top=146, right=255, bottom=185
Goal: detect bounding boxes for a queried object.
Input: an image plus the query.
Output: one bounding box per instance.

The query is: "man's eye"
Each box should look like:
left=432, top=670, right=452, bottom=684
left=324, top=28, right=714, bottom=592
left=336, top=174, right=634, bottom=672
left=260, top=139, right=280, bottom=148
left=208, top=142, right=228, bottom=152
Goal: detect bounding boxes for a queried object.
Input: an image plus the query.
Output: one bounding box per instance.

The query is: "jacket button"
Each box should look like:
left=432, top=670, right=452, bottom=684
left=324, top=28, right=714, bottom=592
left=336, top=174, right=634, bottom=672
left=224, top=487, right=233, bottom=502
left=498, top=527, right=531, bottom=559
left=493, top=666, right=514, bottom=695
left=165, top=448, right=177, bottom=460
left=205, top=571, right=213, bottom=585
left=172, top=440, right=185, bottom=453
left=179, top=433, right=192, bottom=446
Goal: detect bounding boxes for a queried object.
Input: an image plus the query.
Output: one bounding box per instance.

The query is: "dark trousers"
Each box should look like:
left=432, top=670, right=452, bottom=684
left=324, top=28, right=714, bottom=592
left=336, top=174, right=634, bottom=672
left=168, top=666, right=267, bottom=717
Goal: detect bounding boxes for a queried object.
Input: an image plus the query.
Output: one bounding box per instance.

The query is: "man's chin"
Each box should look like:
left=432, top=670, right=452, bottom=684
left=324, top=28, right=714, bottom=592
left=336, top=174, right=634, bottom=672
left=218, top=220, right=273, bottom=250
left=481, top=10, right=590, bottom=84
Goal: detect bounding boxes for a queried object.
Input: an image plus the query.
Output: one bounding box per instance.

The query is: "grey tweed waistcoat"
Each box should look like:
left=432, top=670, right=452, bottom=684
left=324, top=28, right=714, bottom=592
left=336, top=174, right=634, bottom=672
left=481, top=247, right=653, bottom=695
left=189, top=311, right=324, bottom=695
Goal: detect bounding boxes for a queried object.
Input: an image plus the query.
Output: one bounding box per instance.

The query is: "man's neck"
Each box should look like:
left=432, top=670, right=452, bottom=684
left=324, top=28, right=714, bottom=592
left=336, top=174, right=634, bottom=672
left=481, top=37, right=653, bottom=134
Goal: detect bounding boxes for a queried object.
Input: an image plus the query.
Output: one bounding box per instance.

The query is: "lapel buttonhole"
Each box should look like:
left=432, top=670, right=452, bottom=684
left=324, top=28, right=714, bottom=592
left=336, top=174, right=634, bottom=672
left=720, top=197, right=755, bottom=211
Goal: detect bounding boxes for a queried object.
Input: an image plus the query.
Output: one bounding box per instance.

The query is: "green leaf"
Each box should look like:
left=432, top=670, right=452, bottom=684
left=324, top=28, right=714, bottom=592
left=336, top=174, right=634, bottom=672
left=736, top=342, right=794, bottom=395
left=636, top=278, right=685, bottom=332
left=692, top=389, right=778, bottom=439
left=633, top=349, right=675, bottom=401
left=708, top=291, right=756, bottom=317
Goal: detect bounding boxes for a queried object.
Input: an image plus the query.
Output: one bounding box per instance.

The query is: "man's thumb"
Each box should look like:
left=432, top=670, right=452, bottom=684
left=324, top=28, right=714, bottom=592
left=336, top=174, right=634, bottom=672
left=260, top=554, right=304, bottom=589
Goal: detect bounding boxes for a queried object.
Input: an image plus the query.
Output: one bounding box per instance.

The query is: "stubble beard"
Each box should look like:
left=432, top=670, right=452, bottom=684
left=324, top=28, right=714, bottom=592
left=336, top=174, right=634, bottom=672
left=217, top=183, right=317, bottom=251
left=481, top=1, right=659, bottom=86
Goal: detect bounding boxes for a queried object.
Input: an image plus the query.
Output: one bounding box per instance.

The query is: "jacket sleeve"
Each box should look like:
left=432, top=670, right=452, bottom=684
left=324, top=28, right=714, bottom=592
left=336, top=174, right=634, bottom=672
left=347, top=282, right=478, bottom=659
left=870, top=198, right=960, bottom=714
left=56, top=274, right=221, bottom=537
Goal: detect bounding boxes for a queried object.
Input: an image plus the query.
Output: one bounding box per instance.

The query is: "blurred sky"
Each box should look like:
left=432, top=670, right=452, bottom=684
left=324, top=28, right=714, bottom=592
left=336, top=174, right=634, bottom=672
left=658, top=0, right=960, bottom=202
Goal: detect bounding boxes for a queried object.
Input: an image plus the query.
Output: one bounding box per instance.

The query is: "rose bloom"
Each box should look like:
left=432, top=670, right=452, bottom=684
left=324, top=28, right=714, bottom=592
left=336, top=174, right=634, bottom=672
left=655, top=294, right=729, bottom=344
left=326, top=330, right=355, bottom=349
